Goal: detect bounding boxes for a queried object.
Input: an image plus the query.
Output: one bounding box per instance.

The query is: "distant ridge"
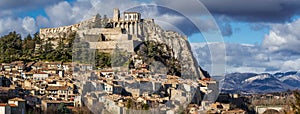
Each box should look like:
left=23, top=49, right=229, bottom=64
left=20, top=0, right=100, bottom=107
left=217, top=71, right=300, bottom=94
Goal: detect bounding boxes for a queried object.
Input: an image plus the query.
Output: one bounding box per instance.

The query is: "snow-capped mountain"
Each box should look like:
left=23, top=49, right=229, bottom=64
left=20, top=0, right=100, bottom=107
left=275, top=71, right=300, bottom=88
left=217, top=71, right=300, bottom=94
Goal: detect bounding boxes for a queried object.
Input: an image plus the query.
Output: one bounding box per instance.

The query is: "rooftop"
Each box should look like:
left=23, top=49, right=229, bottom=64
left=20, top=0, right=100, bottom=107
left=0, top=103, right=7, bottom=106
left=9, top=97, right=25, bottom=102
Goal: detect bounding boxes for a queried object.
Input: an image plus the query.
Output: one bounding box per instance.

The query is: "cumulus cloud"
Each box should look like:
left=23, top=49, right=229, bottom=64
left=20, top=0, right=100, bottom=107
left=2, top=0, right=300, bottom=38
left=36, top=16, right=50, bottom=28
left=0, top=0, right=223, bottom=37
left=194, top=16, right=300, bottom=74
left=40, top=0, right=221, bottom=37
left=43, top=0, right=144, bottom=27
left=0, top=0, right=64, bottom=36
left=45, top=1, right=76, bottom=27
left=192, top=17, right=300, bottom=74
left=0, top=0, right=64, bottom=11
left=262, top=18, right=300, bottom=54
left=155, top=0, right=300, bottom=36
left=190, top=15, right=300, bottom=75
left=191, top=42, right=300, bottom=75
left=22, top=17, right=38, bottom=34
left=0, top=17, right=38, bottom=37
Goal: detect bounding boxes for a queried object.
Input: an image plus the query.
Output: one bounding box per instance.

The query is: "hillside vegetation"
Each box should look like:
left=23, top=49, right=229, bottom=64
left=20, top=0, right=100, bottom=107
left=0, top=31, right=74, bottom=63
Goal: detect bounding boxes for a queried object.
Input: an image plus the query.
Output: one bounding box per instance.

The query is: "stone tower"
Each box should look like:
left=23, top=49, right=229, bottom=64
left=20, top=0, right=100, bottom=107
left=113, top=8, right=120, bottom=22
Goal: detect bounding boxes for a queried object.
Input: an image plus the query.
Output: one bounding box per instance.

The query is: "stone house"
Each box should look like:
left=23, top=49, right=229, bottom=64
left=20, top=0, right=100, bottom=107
left=46, top=86, right=73, bottom=101
left=33, top=72, right=49, bottom=81
left=31, top=62, right=43, bottom=70
left=104, top=83, right=113, bottom=94
left=2, top=63, right=11, bottom=72
left=8, top=98, right=26, bottom=114
left=0, top=103, right=11, bottom=114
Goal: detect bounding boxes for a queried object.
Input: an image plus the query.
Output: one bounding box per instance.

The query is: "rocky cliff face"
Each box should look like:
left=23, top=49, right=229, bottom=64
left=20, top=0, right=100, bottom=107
left=140, top=19, right=207, bottom=79
left=39, top=14, right=209, bottom=79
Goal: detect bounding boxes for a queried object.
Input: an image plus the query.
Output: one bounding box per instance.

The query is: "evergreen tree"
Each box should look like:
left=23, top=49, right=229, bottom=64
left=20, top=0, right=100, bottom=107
left=0, top=31, right=22, bottom=62
left=22, top=34, right=35, bottom=58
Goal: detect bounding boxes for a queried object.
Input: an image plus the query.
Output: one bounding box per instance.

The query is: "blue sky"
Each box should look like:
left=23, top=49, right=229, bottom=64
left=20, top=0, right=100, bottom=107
left=1, top=0, right=300, bottom=74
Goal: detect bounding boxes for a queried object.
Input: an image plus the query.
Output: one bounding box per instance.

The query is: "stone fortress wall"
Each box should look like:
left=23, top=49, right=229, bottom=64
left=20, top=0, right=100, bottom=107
left=39, top=8, right=144, bottom=53
left=38, top=8, right=192, bottom=67
left=39, top=8, right=205, bottom=78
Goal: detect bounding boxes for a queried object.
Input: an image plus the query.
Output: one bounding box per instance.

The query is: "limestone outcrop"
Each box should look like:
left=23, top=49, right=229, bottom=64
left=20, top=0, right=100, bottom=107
left=39, top=8, right=208, bottom=79
left=140, top=19, right=206, bottom=79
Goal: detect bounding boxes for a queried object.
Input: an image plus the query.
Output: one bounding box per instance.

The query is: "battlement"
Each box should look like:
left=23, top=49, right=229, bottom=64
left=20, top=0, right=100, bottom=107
left=39, top=8, right=143, bottom=41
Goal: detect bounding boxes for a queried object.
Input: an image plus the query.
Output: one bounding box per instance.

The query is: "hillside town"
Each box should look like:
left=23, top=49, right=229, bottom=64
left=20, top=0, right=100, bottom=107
left=0, top=60, right=296, bottom=114
left=0, top=60, right=218, bottom=113
left=0, top=8, right=299, bottom=114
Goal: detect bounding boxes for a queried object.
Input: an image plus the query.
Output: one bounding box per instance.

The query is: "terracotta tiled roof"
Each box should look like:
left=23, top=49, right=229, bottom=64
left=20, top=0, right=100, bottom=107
left=9, top=104, right=17, bottom=107
left=9, top=97, right=25, bottom=102
left=0, top=103, right=7, bottom=106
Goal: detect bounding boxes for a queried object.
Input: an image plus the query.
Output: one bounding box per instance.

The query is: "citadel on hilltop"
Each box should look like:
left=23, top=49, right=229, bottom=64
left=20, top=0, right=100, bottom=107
left=39, top=8, right=156, bottom=53
left=39, top=7, right=206, bottom=83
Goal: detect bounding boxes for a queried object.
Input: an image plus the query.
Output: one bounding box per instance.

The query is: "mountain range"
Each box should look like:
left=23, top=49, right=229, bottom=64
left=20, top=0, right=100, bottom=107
left=213, top=71, right=300, bottom=94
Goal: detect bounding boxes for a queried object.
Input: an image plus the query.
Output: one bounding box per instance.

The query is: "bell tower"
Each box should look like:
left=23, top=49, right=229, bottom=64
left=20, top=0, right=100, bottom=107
left=113, top=8, right=120, bottom=22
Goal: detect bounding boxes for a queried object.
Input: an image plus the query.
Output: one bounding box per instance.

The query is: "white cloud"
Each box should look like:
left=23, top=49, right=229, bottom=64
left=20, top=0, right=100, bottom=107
left=22, top=17, right=38, bottom=34
left=188, top=18, right=299, bottom=74
left=281, top=59, right=300, bottom=71
left=191, top=41, right=300, bottom=75
left=43, top=0, right=146, bottom=27
left=262, top=19, right=300, bottom=53
left=36, top=15, right=50, bottom=28
left=0, top=17, right=37, bottom=37
left=45, top=1, right=76, bottom=27
left=0, top=0, right=222, bottom=37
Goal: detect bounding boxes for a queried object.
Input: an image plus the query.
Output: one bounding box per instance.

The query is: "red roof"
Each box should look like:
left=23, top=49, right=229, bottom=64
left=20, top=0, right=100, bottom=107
left=9, top=97, right=25, bottom=101
left=9, top=104, right=17, bottom=107
left=0, top=103, right=7, bottom=106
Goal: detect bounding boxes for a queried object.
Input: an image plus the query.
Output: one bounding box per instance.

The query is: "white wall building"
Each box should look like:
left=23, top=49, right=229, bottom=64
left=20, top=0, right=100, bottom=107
left=0, top=103, right=11, bottom=114
left=33, top=72, right=49, bottom=81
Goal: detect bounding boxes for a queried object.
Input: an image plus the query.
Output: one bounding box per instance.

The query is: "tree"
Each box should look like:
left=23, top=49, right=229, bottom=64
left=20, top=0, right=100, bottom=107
left=135, top=41, right=181, bottom=76
left=142, top=103, right=149, bottom=110
left=57, top=103, right=71, bottom=114
left=22, top=34, right=35, bottom=59
left=0, top=31, right=76, bottom=62
left=33, top=32, right=41, bottom=44
left=0, top=31, right=23, bottom=62
left=126, top=99, right=133, bottom=109
left=95, top=51, right=111, bottom=68
left=111, top=46, right=130, bottom=68
left=292, top=90, right=300, bottom=114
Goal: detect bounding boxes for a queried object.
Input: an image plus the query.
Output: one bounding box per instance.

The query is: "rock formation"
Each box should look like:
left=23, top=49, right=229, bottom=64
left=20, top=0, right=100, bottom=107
left=39, top=8, right=208, bottom=79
